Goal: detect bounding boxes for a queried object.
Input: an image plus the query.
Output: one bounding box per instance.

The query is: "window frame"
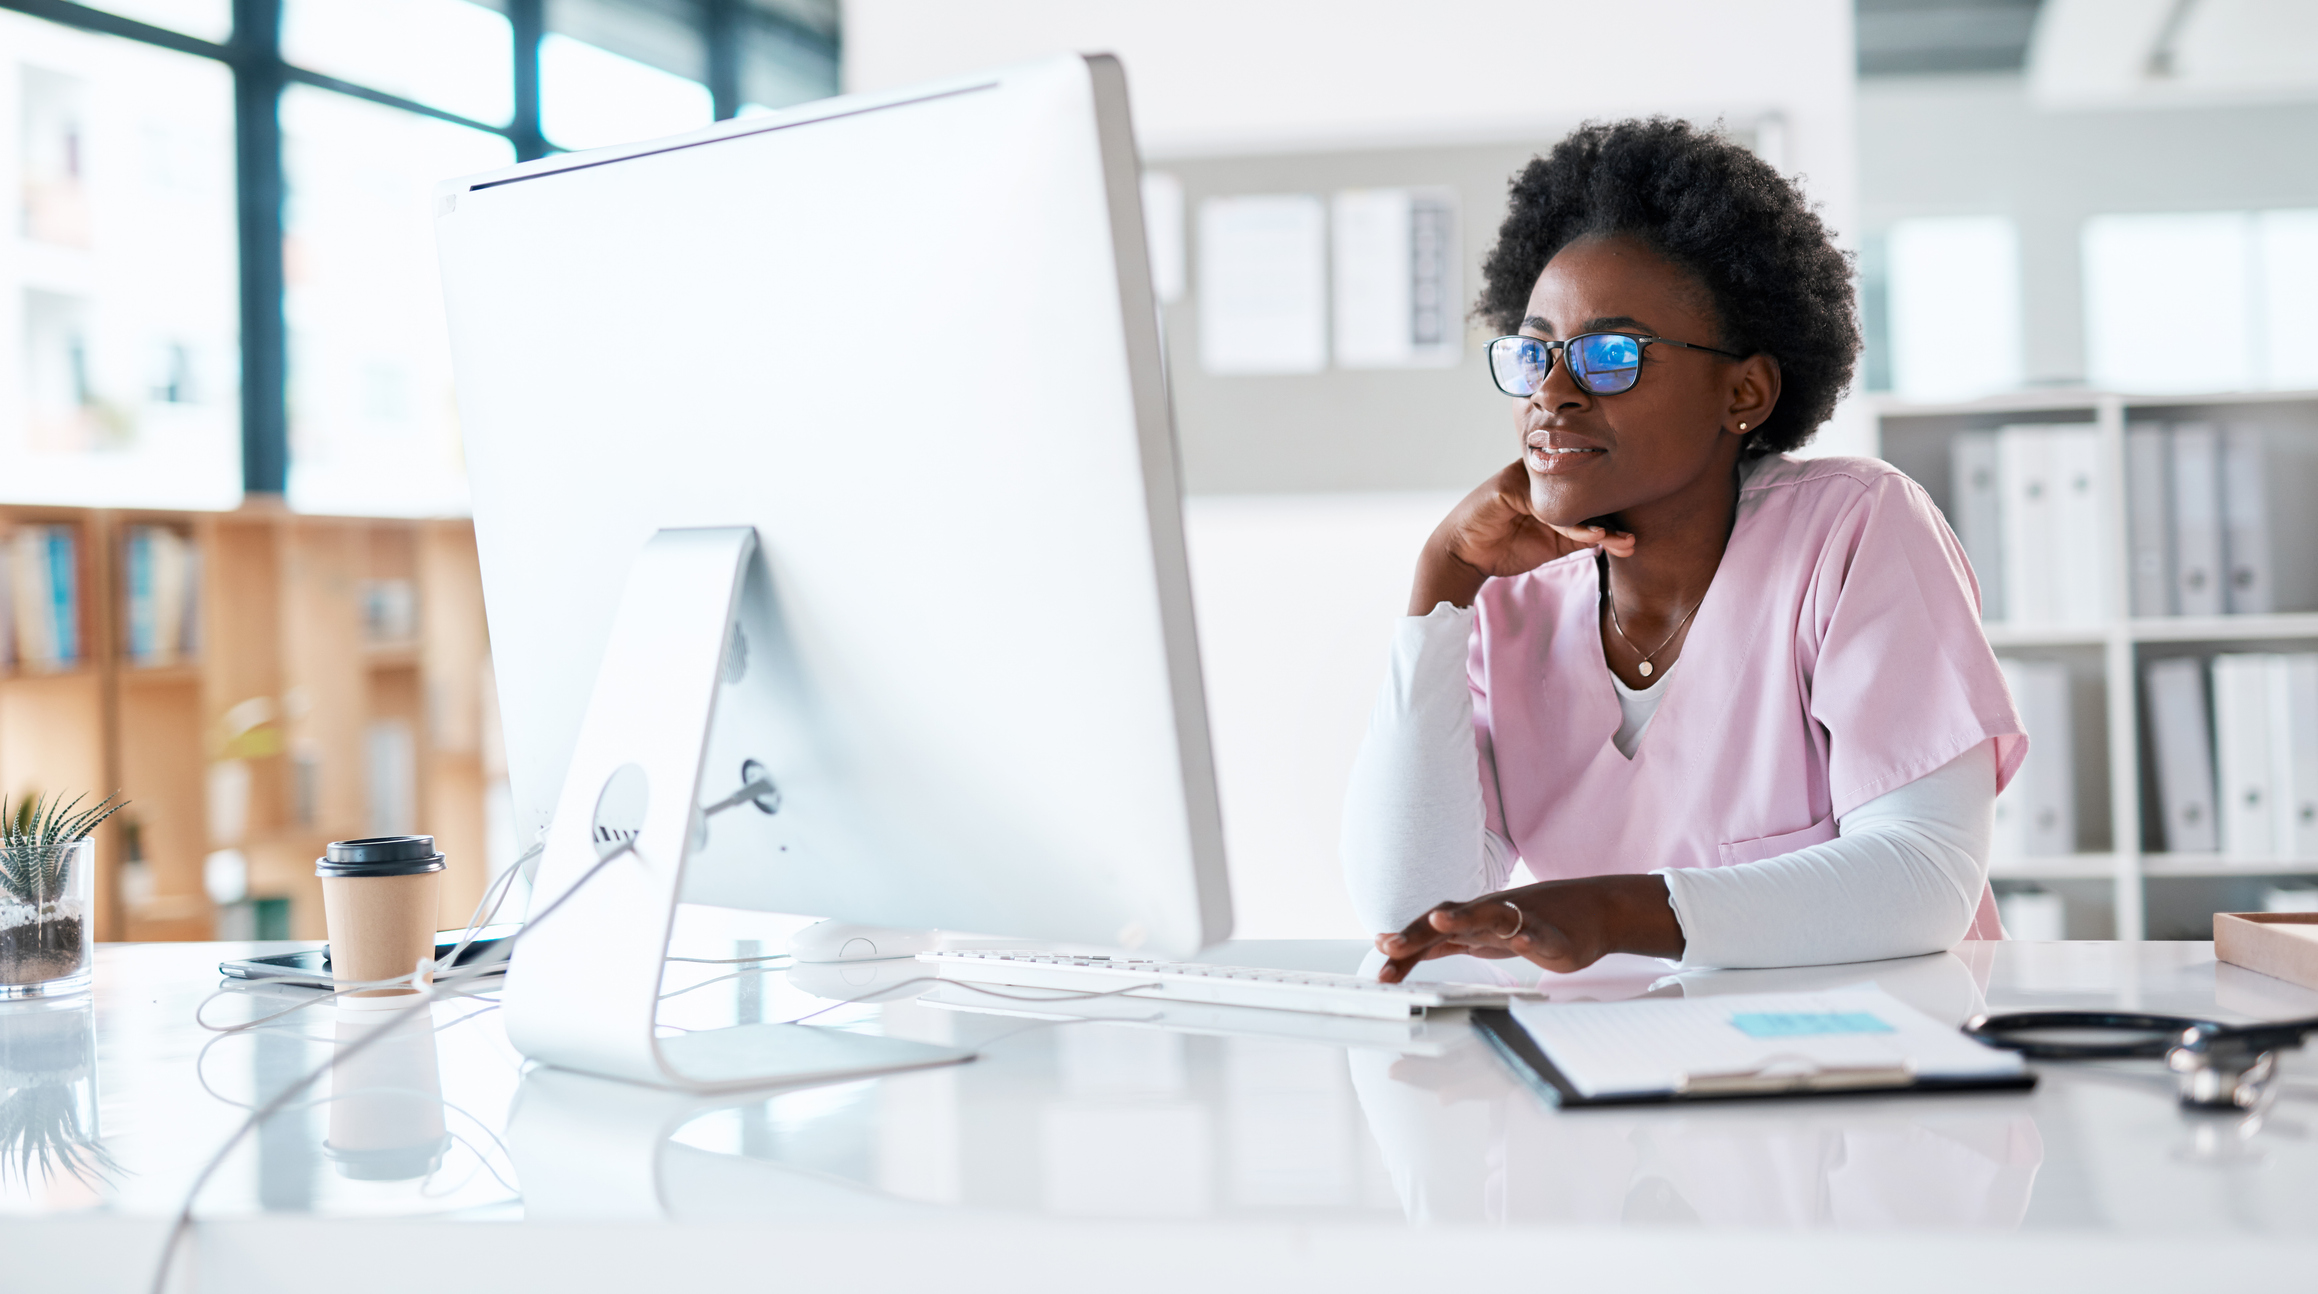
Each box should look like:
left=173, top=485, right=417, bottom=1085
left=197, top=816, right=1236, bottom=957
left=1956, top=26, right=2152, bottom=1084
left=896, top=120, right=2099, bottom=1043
left=0, top=0, right=836, bottom=497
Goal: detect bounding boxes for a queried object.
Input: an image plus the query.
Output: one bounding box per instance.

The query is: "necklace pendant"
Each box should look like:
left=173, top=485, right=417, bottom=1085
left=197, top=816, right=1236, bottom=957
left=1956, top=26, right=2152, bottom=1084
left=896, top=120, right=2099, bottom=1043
left=1638, top=660, right=1654, bottom=678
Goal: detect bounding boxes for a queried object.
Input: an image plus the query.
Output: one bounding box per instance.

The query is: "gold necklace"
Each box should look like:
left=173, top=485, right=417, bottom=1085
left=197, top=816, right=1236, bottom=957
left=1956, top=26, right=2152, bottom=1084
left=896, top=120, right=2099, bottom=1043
left=1605, top=585, right=1703, bottom=679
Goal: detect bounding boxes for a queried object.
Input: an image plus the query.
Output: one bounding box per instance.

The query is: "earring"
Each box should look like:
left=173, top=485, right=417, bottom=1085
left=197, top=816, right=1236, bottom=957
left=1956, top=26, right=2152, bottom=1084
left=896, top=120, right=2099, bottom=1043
left=1738, top=421, right=1750, bottom=431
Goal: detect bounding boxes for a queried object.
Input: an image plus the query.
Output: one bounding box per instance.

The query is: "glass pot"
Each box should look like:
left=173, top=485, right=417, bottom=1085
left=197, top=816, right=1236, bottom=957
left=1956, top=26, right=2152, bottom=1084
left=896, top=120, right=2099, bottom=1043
left=0, top=838, right=95, bottom=997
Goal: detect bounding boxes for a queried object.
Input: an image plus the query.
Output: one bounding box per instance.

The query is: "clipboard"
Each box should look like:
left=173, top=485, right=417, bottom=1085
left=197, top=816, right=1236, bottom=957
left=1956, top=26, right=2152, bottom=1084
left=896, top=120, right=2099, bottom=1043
left=1473, top=995, right=2038, bottom=1108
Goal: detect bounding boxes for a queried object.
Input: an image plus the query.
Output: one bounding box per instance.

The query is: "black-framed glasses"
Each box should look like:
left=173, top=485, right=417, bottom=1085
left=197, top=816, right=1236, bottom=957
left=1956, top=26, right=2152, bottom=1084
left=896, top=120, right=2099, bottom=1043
left=1486, top=332, right=1746, bottom=398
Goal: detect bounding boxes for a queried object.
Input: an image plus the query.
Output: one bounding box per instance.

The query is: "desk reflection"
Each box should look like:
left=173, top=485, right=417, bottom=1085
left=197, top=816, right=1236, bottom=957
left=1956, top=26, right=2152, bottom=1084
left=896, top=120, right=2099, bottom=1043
left=324, top=1013, right=450, bottom=1182
left=0, top=997, right=117, bottom=1196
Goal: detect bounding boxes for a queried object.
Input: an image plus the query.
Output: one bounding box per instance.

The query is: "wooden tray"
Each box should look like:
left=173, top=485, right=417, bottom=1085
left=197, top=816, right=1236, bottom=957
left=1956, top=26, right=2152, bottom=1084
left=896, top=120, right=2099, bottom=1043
left=2215, top=912, right=2318, bottom=991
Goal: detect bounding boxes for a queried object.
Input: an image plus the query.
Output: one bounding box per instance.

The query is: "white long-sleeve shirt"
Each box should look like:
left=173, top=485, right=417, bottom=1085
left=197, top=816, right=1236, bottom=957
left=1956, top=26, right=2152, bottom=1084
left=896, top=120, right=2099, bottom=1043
left=1342, top=603, right=1996, bottom=969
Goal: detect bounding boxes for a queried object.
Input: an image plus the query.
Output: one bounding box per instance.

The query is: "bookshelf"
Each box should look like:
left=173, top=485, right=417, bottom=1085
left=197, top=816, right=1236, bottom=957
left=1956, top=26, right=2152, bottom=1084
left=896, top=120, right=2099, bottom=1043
left=0, top=503, right=500, bottom=943
left=1876, top=388, right=2318, bottom=939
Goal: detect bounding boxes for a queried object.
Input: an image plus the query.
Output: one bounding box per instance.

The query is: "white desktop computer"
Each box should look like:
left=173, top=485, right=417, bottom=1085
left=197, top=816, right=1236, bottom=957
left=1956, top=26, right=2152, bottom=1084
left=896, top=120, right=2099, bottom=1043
left=436, top=55, right=1232, bottom=1090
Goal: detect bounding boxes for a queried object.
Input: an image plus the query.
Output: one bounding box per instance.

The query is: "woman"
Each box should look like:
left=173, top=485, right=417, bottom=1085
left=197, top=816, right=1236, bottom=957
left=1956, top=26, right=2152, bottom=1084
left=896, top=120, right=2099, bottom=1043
left=1346, top=119, right=2025, bottom=981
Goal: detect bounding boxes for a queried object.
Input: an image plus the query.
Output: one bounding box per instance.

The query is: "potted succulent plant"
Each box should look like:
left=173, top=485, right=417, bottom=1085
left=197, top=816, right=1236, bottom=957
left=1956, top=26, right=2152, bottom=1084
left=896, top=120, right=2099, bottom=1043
left=0, top=793, right=124, bottom=997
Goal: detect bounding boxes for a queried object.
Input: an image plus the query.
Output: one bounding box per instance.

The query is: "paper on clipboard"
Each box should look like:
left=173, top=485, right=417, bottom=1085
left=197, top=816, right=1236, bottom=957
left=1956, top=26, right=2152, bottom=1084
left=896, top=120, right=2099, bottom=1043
left=1504, top=987, right=2025, bottom=1101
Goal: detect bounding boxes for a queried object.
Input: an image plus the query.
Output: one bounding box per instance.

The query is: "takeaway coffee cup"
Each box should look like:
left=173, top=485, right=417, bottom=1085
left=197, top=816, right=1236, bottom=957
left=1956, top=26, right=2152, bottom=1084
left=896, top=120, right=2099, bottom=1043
left=317, top=836, right=445, bottom=1009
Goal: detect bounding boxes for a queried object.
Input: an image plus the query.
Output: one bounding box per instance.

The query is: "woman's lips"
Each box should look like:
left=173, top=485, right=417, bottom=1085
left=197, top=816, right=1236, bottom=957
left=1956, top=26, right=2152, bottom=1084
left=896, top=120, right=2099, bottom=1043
left=1526, top=443, right=1606, bottom=475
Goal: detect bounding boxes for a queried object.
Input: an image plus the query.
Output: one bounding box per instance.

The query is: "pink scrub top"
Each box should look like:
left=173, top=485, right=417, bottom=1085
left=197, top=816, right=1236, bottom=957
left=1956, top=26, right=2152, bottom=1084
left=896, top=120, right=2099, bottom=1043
left=1468, top=454, right=2026, bottom=940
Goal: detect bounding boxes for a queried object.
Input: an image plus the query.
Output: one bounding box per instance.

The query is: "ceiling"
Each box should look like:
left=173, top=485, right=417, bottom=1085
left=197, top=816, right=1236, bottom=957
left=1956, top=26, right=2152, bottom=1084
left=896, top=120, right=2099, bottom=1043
left=1856, top=0, right=2045, bottom=76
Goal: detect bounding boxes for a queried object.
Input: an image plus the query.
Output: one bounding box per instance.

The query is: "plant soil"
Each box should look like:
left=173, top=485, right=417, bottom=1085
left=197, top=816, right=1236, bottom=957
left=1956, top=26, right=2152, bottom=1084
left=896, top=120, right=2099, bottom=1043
left=0, top=915, right=85, bottom=985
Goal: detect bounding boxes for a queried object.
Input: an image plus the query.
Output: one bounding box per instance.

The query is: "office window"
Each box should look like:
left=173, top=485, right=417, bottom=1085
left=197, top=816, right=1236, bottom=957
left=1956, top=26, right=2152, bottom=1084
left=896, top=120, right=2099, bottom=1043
left=2, top=13, right=241, bottom=509
left=541, top=35, right=713, bottom=151
left=282, top=87, right=513, bottom=516
left=738, top=18, right=841, bottom=114
left=545, top=0, right=714, bottom=151
left=2259, top=209, right=2318, bottom=391
left=2083, top=212, right=2253, bottom=394
left=283, top=0, right=515, bottom=128
left=2082, top=209, right=2318, bottom=394
left=83, top=0, right=232, bottom=42
left=8, top=0, right=840, bottom=512
left=1885, top=216, right=2023, bottom=402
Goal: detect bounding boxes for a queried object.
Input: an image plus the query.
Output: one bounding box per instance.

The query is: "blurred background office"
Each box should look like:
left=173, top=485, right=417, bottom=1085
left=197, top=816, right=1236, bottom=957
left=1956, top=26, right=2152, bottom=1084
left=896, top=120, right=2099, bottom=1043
left=1, top=0, right=2314, bottom=948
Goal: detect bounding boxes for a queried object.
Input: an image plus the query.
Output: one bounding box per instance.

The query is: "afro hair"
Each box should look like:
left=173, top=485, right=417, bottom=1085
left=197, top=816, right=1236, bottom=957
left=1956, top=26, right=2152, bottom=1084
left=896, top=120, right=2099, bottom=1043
left=1477, top=118, right=1860, bottom=457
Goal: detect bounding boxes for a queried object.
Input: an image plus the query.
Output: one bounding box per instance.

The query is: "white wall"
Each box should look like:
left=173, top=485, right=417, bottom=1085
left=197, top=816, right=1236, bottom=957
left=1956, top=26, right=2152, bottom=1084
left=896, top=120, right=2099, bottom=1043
left=845, top=1, right=1864, bottom=937
left=844, top=1, right=1853, bottom=193
left=1182, top=493, right=1456, bottom=938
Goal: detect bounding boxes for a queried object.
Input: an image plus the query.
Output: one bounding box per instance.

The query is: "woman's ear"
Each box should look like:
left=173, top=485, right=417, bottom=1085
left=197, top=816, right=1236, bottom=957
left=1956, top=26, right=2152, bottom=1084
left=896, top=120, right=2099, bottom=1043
left=1729, top=353, right=1780, bottom=437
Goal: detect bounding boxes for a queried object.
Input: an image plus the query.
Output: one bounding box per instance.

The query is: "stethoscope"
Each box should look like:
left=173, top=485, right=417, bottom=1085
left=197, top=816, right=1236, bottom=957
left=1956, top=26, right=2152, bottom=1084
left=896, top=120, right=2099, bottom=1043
left=1965, top=1011, right=2318, bottom=1108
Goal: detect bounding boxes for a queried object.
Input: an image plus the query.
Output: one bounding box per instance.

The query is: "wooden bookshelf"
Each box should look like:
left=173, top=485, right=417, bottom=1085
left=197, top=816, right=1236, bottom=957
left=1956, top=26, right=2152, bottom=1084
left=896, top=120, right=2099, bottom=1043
left=1875, top=388, right=2318, bottom=939
left=0, top=503, right=499, bottom=941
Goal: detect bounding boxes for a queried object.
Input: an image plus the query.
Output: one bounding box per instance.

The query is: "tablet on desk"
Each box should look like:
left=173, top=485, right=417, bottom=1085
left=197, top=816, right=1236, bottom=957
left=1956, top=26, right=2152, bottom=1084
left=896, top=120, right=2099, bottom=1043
left=217, top=924, right=520, bottom=988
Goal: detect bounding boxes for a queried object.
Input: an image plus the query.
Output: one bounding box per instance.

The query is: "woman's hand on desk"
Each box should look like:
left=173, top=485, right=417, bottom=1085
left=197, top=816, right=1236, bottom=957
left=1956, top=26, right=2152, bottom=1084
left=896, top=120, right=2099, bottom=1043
left=1410, top=461, right=1635, bottom=615
left=1373, top=875, right=1684, bottom=981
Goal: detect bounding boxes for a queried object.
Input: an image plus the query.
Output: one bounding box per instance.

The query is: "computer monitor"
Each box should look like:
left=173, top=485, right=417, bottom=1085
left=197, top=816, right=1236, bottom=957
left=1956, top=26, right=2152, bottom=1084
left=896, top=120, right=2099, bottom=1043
left=435, top=54, right=1231, bottom=1090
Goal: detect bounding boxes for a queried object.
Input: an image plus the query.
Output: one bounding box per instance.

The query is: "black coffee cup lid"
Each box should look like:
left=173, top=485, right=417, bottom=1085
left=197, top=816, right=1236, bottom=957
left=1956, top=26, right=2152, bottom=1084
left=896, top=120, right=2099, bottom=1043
left=317, top=836, right=446, bottom=878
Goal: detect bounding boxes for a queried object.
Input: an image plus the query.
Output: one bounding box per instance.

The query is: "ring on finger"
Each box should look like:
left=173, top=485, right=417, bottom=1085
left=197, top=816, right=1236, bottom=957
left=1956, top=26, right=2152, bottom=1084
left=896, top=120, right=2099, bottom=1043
left=1499, top=900, right=1524, bottom=940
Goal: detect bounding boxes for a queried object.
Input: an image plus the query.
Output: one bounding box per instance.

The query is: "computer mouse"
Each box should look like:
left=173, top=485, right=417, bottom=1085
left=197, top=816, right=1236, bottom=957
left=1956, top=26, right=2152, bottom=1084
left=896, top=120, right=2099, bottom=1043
left=787, top=919, right=939, bottom=963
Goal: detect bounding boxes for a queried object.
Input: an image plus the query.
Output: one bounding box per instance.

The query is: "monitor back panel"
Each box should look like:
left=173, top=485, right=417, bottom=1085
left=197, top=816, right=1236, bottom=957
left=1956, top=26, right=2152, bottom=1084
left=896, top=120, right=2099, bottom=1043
left=435, top=56, right=1228, bottom=954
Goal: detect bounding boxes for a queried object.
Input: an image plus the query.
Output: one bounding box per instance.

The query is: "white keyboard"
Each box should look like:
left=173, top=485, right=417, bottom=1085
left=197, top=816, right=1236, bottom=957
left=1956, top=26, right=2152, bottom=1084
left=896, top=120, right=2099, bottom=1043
left=916, top=949, right=1528, bottom=1021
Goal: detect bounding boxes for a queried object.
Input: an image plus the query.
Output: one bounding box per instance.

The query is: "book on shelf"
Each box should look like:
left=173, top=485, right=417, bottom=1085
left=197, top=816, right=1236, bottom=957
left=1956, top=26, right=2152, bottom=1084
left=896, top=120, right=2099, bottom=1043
left=8, top=525, right=79, bottom=670
left=2125, top=426, right=2172, bottom=617
left=2219, top=427, right=2272, bottom=615
left=0, top=540, right=12, bottom=669
left=362, top=578, right=418, bottom=643
left=2166, top=424, right=2225, bottom=617
left=1993, top=657, right=2074, bottom=857
left=123, top=525, right=199, bottom=666
left=2143, top=656, right=2218, bottom=853
left=1950, top=431, right=2006, bottom=621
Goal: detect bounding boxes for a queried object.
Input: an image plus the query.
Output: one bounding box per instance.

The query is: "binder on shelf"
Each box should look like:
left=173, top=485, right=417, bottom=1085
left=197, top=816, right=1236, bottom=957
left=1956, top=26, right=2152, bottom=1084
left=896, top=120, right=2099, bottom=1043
left=2276, top=654, right=2318, bottom=860
left=2168, top=424, right=2224, bottom=618
left=123, top=525, right=196, bottom=666
left=1996, top=886, right=2066, bottom=940
left=2144, top=656, right=2218, bottom=853
left=1997, top=428, right=2060, bottom=624
left=2050, top=425, right=2107, bottom=625
left=2219, top=426, right=2272, bottom=616
left=1994, top=658, right=2074, bottom=857
left=8, top=525, right=79, bottom=671
left=2124, top=425, right=2172, bottom=617
left=1949, top=430, right=2006, bottom=621
left=2212, top=653, right=2277, bottom=858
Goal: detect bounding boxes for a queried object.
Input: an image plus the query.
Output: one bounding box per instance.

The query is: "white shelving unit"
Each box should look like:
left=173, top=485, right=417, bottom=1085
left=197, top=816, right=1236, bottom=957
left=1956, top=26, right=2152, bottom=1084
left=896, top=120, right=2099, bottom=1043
left=1873, top=388, right=2318, bottom=939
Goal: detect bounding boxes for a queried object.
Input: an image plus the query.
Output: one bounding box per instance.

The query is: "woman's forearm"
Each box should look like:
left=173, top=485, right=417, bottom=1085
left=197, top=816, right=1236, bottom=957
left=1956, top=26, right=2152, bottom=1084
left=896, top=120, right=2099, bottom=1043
left=1658, top=741, right=1995, bottom=968
left=1341, top=604, right=1511, bottom=933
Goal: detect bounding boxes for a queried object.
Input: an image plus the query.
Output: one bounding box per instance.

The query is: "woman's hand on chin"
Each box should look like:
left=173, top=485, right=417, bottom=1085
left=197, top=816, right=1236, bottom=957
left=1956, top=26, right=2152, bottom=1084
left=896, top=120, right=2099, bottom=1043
left=1410, top=461, right=1634, bottom=614
left=1373, top=875, right=1684, bottom=981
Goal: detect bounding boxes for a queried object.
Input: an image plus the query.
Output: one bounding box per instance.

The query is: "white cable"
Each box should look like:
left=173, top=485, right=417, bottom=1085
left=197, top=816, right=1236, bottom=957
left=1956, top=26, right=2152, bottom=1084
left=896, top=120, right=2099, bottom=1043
left=150, top=838, right=630, bottom=1294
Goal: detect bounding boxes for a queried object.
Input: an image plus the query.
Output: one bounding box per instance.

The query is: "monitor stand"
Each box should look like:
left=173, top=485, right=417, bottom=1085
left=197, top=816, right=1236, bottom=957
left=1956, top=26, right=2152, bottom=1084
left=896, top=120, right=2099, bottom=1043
left=499, top=527, right=972, bottom=1092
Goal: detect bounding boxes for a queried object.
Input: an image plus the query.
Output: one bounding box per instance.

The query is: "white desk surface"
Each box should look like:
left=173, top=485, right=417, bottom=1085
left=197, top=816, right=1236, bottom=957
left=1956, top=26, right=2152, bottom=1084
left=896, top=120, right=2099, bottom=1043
left=6, top=938, right=2316, bottom=1292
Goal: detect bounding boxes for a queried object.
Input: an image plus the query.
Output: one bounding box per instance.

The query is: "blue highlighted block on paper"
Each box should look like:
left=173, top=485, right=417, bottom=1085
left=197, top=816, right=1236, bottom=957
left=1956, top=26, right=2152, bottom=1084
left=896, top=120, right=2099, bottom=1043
left=1727, top=1011, right=1895, bottom=1038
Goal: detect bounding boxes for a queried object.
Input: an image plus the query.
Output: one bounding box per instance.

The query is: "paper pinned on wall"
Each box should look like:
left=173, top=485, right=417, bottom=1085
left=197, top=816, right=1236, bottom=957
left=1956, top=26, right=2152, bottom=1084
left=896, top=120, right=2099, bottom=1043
left=1331, top=188, right=1460, bottom=369
left=1197, top=194, right=1327, bottom=375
